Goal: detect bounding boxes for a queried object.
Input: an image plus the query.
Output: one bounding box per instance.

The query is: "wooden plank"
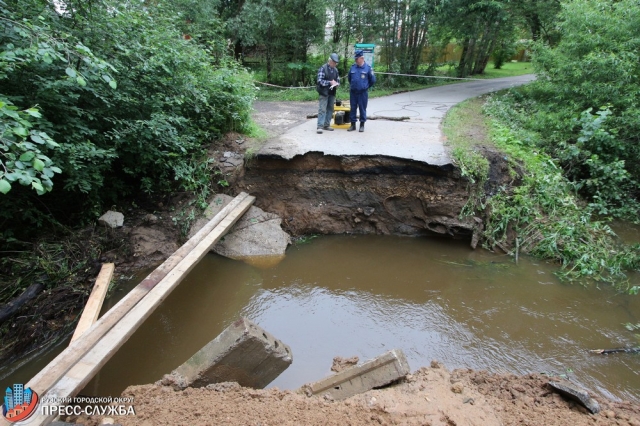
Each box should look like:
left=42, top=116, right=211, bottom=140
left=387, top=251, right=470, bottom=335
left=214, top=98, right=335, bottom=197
left=70, top=263, right=115, bottom=343
left=26, top=192, right=251, bottom=398
left=31, top=194, right=255, bottom=425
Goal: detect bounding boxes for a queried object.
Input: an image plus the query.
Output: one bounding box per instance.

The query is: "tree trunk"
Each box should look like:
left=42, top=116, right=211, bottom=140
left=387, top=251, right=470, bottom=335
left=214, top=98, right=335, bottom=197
left=529, top=12, right=542, bottom=41
left=266, top=47, right=273, bottom=83
left=472, top=24, right=498, bottom=75
left=458, top=37, right=475, bottom=78
left=234, top=40, right=243, bottom=62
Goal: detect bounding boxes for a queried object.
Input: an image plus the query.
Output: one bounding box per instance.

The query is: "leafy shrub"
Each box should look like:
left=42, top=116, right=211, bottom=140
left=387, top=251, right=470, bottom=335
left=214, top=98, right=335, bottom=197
left=481, top=100, right=640, bottom=287
left=522, top=0, right=640, bottom=218
left=0, top=2, right=116, bottom=197
left=0, top=0, right=255, bottom=236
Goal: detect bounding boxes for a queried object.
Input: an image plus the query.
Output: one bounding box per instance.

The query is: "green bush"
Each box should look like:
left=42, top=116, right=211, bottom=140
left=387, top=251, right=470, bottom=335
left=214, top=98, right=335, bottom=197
left=482, top=98, right=640, bottom=287
left=0, top=0, right=255, bottom=236
left=520, top=0, right=640, bottom=218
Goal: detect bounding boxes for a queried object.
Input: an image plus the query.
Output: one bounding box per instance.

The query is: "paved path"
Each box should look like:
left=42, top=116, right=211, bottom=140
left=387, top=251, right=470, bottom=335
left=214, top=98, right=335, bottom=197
left=258, top=75, right=536, bottom=165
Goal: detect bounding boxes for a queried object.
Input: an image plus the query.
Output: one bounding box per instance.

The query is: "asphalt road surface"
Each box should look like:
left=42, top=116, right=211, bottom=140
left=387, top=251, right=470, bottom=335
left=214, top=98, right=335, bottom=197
left=258, top=75, right=536, bottom=166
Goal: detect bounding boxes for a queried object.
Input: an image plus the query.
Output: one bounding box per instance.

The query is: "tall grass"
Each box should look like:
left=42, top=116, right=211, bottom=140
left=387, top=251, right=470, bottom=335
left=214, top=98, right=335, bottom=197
left=443, top=95, right=640, bottom=291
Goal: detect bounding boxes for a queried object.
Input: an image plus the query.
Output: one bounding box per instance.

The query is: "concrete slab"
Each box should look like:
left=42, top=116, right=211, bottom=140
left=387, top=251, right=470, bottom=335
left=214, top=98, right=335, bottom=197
left=214, top=208, right=291, bottom=258
left=258, top=75, right=536, bottom=164
left=548, top=379, right=600, bottom=414
left=189, top=194, right=291, bottom=262
left=300, top=349, right=410, bottom=400
left=160, top=317, right=292, bottom=390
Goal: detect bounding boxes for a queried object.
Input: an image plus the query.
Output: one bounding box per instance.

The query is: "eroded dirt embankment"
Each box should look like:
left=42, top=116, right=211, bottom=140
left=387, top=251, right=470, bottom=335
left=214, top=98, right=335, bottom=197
left=234, top=153, right=481, bottom=243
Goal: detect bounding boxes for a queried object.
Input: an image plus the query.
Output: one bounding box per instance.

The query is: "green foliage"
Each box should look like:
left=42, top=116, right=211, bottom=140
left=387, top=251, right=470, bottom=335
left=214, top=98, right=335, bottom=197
left=0, top=2, right=116, bottom=196
left=451, top=147, right=489, bottom=185
left=482, top=96, right=640, bottom=287
left=452, top=146, right=490, bottom=216
left=445, top=94, right=639, bottom=288
left=0, top=0, right=255, bottom=236
left=489, top=87, right=639, bottom=218
left=294, top=234, right=318, bottom=245
left=442, top=97, right=491, bottom=216
left=511, top=0, right=561, bottom=43
left=512, top=0, right=640, bottom=218
left=492, top=39, right=518, bottom=69
left=532, top=0, right=640, bottom=112
left=434, top=0, right=515, bottom=77
left=0, top=101, right=61, bottom=195
left=228, top=0, right=325, bottom=86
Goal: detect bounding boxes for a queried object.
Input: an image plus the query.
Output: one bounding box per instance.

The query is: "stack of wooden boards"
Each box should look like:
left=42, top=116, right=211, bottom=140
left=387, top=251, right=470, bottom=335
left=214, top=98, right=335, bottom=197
left=17, top=193, right=255, bottom=426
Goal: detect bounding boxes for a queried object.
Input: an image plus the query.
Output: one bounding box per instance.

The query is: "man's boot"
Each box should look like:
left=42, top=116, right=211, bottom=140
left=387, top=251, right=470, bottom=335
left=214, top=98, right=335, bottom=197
left=317, top=127, right=323, bottom=134
left=323, top=126, right=334, bottom=131
left=347, top=122, right=357, bottom=132
left=359, top=122, right=365, bottom=132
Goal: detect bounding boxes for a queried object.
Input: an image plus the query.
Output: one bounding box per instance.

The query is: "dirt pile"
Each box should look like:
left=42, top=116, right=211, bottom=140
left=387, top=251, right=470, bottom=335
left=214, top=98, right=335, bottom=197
left=72, top=362, right=640, bottom=426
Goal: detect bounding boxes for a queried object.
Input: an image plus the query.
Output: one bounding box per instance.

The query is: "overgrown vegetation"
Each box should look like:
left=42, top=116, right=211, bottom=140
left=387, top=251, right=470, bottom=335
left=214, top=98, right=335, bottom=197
left=0, top=225, right=128, bottom=368
left=482, top=0, right=640, bottom=288
left=445, top=96, right=640, bottom=292
left=0, top=0, right=255, bottom=364
left=485, top=109, right=639, bottom=288
left=1, top=0, right=255, bottom=239
left=444, top=0, right=640, bottom=290
left=504, top=0, right=640, bottom=220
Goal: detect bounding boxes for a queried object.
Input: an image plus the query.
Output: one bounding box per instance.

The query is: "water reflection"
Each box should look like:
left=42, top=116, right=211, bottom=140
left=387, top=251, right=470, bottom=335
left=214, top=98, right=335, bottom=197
left=6, top=235, right=639, bottom=404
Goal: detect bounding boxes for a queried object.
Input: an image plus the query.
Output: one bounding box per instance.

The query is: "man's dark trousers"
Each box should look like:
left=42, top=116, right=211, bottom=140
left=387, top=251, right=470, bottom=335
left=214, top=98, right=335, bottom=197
left=349, top=90, right=368, bottom=123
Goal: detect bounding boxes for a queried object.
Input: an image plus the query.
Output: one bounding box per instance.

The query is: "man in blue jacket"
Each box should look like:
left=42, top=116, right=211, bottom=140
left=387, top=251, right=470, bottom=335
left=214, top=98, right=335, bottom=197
left=347, top=50, right=376, bottom=132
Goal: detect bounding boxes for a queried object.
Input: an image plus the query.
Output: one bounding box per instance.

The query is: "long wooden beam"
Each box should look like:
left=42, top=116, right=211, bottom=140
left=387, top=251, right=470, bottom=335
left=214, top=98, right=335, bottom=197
left=70, top=263, right=115, bottom=343
left=28, top=194, right=255, bottom=425
left=25, top=192, right=252, bottom=399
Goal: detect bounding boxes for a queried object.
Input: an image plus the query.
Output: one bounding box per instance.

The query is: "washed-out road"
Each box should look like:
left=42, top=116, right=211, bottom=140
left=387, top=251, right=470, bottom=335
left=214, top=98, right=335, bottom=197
left=257, top=75, right=536, bottom=165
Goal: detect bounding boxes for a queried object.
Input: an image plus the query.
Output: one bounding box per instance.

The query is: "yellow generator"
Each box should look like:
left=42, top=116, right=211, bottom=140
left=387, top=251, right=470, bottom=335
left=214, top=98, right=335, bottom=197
left=331, top=100, right=351, bottom=129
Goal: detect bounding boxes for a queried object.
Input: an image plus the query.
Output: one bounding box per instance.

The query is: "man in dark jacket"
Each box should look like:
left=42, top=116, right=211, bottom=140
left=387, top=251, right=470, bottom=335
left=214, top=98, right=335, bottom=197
left=347, top=50, right=376, bottom=132
left=316, top=53, right=340, bottom=134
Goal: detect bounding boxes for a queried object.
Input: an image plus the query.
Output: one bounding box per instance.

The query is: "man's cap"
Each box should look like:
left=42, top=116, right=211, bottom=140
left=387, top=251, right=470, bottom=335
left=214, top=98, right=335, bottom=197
left=329, top=53, right=339, bottom=63
left=354, top=50, right=364, bottom=58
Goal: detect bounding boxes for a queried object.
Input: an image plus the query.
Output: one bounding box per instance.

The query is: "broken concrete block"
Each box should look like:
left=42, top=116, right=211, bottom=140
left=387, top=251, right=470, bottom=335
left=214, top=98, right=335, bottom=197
left=548, top=378, right=600, bottom=414
left=300, top=349, right=410, bottom=400
left=160, top=317, right=292, bottom=390
left=98, top=210, right=124, bottom=228
left=188, top=194, right=291, bottom=263
left=213, top=206, right=290, bottom=257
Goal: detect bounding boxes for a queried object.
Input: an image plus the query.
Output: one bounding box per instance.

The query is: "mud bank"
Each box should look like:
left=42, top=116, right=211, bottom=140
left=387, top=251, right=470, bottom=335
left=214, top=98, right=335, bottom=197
left=74, top=363, right=640, bottom=426
left=235, top=153, right=481, bottom=242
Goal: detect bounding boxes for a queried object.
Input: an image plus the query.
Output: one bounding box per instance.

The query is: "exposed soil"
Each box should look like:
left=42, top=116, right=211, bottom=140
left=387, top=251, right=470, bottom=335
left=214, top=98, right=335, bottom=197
left=5, top=100, right=640, bottom=425
left=236, top=102, right=501, bottom=245
left=73, top=362, right=640, bottom=426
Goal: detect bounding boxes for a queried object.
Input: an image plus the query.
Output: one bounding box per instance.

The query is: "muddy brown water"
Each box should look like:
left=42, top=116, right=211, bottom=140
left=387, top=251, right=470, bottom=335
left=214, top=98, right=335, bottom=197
left=5, top=233, right=640, bottom=404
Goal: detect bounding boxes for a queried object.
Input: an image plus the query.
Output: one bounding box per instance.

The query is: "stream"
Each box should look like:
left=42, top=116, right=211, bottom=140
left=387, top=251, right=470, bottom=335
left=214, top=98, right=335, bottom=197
left=5, top=233, right=639, bottom=404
